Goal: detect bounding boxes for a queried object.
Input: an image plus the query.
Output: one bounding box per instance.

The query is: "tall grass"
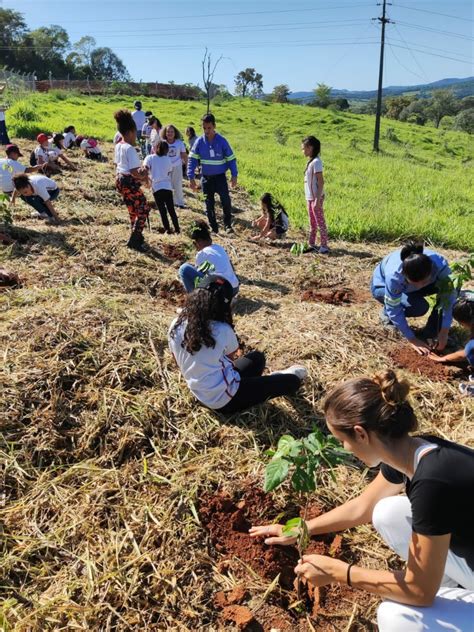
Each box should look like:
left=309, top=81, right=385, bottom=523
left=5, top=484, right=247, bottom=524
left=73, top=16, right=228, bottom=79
left=7, top=93, right=474, bottom=249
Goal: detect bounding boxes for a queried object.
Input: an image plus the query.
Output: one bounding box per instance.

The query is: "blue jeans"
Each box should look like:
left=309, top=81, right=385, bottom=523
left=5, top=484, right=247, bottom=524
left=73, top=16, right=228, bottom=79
left=179, top=263, right=239, bottom=295
left=21, top=188, right=59, bottom=217
left=201, top=173, right=232, bottom=231
left=371, top=281, right=442, bottom=337
left=465, top=340, right=474, bottom=365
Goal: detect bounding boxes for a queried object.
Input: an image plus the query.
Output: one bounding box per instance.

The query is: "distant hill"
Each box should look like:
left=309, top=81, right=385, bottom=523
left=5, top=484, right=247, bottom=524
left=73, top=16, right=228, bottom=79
left=289, top=76, right=474, bottom=103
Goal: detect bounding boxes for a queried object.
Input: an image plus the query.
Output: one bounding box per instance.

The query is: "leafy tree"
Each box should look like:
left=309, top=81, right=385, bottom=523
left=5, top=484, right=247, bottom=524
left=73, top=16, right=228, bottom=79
left=459, top=96, right=474, bottom=111
left=234, top=68, right=263, bottom=98
left=89, top=47, right=130, bottom=81
left=332, top=97, right=350, bottom=111
left=399, top=99, right=428, bottom=126
left=271, top=84, right=290, bottom=103
left=312, top=83, right=332, bottom=108
left=425, top=89, right=459, bottom=128
left=0, top=9, right=28, bottom=71
left=72, top=36, right=97, bottom=68
left=385, top=95, right=413, bottom=120
left=454, top=108, right=474, bottom=134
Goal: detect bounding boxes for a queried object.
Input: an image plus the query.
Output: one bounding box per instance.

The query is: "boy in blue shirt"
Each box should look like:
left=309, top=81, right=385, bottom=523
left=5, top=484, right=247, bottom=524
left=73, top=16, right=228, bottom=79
left=187, top=113, right=237, bottom=234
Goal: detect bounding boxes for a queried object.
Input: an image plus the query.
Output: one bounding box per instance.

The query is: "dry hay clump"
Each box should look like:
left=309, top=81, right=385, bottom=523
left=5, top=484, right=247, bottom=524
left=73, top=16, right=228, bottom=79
left=1, top=139, right=473, bottom=631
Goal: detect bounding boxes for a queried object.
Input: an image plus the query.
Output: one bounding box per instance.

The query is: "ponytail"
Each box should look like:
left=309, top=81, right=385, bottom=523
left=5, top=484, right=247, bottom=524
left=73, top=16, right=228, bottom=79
left=400, top=241, right=432, bottom=282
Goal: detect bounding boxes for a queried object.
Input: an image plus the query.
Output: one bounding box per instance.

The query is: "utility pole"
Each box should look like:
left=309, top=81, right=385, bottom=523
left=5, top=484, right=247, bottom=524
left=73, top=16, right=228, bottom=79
left=373, top=0, right=392, bottom=152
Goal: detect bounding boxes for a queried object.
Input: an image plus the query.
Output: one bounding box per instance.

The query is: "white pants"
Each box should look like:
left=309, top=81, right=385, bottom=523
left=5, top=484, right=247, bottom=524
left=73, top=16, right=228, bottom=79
left=373, top=496, right=474, bottom=631
left=171, top=164, right=184, bottom=207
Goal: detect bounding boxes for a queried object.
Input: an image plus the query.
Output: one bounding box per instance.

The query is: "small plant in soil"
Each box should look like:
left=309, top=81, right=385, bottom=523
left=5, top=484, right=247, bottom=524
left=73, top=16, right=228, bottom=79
left=264, top=428, right=347, bottom=601
left=290, top=241, right=309, bottom=256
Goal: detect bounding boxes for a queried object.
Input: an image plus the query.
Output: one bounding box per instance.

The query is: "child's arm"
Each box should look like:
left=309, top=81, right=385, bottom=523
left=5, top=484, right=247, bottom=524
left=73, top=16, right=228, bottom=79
left=59, top=154, right=77, bottom=170
left=315, top=172, right=324, bottom=207
left=429, top=349, right=466, bottom=363
left=10, top=190, right=17, bottom=205
left=45, top=200, right=60, bottom=222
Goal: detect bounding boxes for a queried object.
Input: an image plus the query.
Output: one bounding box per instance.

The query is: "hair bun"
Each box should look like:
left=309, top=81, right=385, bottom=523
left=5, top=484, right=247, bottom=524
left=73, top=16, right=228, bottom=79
left=400, top=241, right=424, bottom=261
left=372, top=370, right=410, bottom=407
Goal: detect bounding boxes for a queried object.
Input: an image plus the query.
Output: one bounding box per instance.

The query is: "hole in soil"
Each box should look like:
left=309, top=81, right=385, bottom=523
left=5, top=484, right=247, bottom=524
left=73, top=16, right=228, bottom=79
left=149, top=279, right=186, bottom=304
left=389, top=346, right=467, bottom=381
left=300, top=286, right=371, bottom=305
left=161, top=243, right=187, bottom=261
left=199, top=486, right=374, bottom=631
left=0, top=268, right=21, bottom=289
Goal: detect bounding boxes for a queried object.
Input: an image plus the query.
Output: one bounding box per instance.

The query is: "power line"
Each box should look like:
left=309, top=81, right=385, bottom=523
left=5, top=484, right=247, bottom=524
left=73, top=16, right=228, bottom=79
left=394, top=3, right=474, bottom=22
left=387, top=41, right=426, bottom=81
left=387, top=41, right=472, bottom=65
left=396, top=20, right=474, bottom=41
left=387, top=37, right=471, bottom=62
left=55, top=3, right=375, bottom=24
left=392, top=24, right=428, bottom=81
left=65, top=18, right=369, bottom=37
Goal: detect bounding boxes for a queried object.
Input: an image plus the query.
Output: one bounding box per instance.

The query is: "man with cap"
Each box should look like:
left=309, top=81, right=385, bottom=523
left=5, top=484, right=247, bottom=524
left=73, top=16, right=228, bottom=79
left=131, top=101, right=146, bottom=143
left=1, top=144, right=41, bottom=198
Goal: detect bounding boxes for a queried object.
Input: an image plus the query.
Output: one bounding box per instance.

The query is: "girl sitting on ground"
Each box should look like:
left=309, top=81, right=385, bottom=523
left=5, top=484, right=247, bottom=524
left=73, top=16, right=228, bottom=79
left=178, top=220, right=239, bottom=294
left=143, top=139, right=180, bottom=235
left=50, top=134, right=77, bottom=170
left=251, top=192, right=289, bottom=241
left=62, top=126, right=77, bottom=149
left=168, top=274, right=306, bottom=413
left=32, top=133, right=71, bottom=175
left=250, top=369, right=474, bottom=632
left=79, top=137, right=103, bottom=161
left=113, top=109, right=151, bottom=252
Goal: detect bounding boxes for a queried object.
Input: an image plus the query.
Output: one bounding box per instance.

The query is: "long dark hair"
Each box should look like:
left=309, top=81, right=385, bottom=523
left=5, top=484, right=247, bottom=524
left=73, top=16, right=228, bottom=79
left=400, top=242, right=432, bottom=282
left=260, top=192, right=286, bottom=223
left=302, top=135, right=321, bottom=171
left=114, top=109, right=136, bottom=136
left=171, top=289, right=233, bottom=354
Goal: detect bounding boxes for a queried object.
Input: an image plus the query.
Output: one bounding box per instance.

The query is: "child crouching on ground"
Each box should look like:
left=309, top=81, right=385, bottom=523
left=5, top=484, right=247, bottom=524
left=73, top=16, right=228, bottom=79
left=252, top=192, right=289, bottom=241
left=178, top=220, right=239, bottom=294
left=80, top=137, right=103, bottom=161
left=429, top=295, right=474, bottom=396
left=12, top=173, right=61, bottom=223
left=143, top=139, right=180, bottom=235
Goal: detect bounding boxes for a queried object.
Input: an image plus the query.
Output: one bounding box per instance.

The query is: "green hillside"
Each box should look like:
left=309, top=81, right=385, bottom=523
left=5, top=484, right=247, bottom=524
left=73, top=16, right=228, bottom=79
left=8, top=93, right=474, bottom=250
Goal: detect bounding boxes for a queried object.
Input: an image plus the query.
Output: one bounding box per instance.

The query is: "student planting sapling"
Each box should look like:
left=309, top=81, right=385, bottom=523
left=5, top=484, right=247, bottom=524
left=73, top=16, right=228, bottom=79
left=253, top=428, right=347, bottom=599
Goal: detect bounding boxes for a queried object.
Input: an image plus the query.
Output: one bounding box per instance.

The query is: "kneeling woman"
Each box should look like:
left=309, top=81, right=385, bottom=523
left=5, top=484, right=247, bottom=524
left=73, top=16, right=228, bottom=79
left=251, top=370, right=474, bottom=631
left=168, top=275, right=306, bottom=413
left=371, top=242, right=457, bottom=355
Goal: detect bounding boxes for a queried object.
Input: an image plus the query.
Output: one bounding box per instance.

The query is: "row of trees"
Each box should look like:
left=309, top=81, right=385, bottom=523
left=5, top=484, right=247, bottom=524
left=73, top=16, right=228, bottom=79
left=1, top=8, right=130, bottom=81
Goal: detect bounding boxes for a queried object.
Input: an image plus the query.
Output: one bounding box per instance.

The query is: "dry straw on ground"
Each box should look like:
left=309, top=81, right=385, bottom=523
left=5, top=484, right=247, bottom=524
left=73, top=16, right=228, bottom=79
left=1, top=142, right=473, bottom=631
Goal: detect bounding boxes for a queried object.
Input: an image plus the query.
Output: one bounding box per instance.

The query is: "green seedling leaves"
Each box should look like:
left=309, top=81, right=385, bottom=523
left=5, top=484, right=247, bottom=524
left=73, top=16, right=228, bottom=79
left=292, top=467, right=316, bottom=493
left=264, top=457, right=289, bottom=492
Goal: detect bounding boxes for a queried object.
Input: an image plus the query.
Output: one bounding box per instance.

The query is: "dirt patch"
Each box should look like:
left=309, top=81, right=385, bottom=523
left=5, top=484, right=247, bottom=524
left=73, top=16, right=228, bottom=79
left=389, top=346, right=465, bottom=381
left=301, top=287, right=356, bottom=305
left=0, top=268, right=21, bottom=289
left=199, top=486, right=371, bottom=631
left=161, top=243, right=187, bottom=261
left=150, top=279, right=186, bottom=305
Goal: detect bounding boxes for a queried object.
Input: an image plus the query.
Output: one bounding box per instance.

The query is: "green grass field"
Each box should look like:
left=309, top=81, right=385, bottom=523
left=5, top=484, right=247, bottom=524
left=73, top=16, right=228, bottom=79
left=8, top=92, right=474, bottom=250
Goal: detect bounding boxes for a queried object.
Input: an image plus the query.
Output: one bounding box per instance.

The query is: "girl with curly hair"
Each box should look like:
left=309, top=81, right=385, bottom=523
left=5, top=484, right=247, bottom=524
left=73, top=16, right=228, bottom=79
left=160, top=124, right=187, bottom=208
left=168, top=275, right=306, bottom=413
left=113, top=109, right=151, bottom=251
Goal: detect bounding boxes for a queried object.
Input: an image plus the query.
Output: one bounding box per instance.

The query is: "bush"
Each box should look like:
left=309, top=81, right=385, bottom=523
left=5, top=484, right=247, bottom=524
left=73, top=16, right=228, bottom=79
left=384, top=127, right=401, bottom=143
left=454, top=108, right=474, bottom=134
left=10, top=102, right=39, bottom=123
left=274, top=126, right=288, bottom=145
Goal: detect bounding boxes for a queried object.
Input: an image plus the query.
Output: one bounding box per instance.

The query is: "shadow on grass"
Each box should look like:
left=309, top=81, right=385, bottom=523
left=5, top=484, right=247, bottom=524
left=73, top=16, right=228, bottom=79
left=239, top=275, right=290, bottom=295
left=233, top=295, right=281, bottom=316
left=4, top=225, right=79, bottom=258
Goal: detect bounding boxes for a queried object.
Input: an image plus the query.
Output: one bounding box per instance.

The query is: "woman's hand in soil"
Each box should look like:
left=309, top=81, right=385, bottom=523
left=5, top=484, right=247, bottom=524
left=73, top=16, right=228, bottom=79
left=249, top=524, right=297, bottom=546
left=294, top=554, right=346, bottom=587
left=409, top=338, right=431, bottom=356
left=435, top=328, right=449, bottom=351
left=428, top=353, right=447, bottom=363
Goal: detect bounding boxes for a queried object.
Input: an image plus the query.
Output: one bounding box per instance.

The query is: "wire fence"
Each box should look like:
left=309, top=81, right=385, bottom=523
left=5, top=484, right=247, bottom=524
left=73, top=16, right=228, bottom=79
left=0, top=67, right=36, bottom=93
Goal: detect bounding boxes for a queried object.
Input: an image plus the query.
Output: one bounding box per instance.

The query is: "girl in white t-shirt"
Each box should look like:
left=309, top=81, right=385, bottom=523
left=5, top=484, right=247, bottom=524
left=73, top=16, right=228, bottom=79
left=160, top=124, right=187, bottom=208
left=62, top=126, right=77, bottom=149
left=143, top=139, right=180, bottom=234
left=168, top=275, right=306, bottom=413
left=149, top=117, right=162, bottom=153
left=302, top=135, right=329, bottom=254
left=113, top=109, right=151, bottom=251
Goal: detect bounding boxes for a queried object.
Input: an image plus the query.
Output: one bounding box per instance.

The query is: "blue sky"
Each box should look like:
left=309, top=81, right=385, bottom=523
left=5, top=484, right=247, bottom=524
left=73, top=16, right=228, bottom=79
left=7, top=0, right=474, bottom=92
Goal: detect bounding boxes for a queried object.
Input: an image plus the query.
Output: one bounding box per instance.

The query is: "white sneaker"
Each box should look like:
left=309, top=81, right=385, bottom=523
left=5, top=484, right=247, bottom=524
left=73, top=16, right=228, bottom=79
left=277, top=365, right=308, bottom=381
left=176, top=307, right=183, bottom=315
left=30, top=211, right=42, bottom=219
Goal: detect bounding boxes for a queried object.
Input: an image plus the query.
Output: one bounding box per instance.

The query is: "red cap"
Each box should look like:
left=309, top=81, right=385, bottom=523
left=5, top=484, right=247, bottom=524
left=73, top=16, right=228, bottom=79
left=6, top=144, right=23, bottom=157
left=37, top=133, right=49, bottom=144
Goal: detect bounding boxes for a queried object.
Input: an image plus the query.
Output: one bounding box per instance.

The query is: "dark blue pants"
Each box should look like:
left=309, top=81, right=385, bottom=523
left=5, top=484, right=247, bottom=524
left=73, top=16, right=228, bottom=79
left=20, top=188, right=59, bottom=217
left=372, top=282, right=442, bottom=337
left=201, top=173, right=232, bottom=232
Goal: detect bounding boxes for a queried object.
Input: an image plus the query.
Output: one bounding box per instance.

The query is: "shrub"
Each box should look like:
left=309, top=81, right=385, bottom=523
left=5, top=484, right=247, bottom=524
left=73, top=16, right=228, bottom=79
left=274, top=126, right=288, bottom=145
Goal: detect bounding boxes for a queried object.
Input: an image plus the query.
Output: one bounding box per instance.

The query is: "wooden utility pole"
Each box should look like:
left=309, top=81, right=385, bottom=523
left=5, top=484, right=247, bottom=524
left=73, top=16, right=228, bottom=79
left=373, top=0, right=392, bottom=152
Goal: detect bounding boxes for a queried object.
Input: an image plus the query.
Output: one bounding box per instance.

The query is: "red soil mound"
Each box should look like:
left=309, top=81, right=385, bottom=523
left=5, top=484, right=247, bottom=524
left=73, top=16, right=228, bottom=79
left=161, top=243, right=187, bottom=261
left=150, top=279, right=186, bottom=305
left=199, top=487, right=372, bottom=631
left=389, top=346, right=464, bottom=381
left=301, top=287, right=369, bottom=305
